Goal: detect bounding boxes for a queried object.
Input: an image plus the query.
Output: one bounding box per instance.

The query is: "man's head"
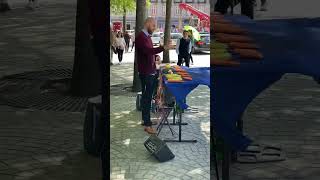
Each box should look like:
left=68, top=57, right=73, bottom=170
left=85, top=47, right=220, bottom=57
left=144, top=17, right=156, bottom=35
left=183, top=30, right=189, bottom=38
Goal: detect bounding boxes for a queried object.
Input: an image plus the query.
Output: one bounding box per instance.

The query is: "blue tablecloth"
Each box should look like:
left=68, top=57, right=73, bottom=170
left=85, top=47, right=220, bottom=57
left=212, top=16, right=320, bottom=151
left=164, top=67, right=210, bottom=109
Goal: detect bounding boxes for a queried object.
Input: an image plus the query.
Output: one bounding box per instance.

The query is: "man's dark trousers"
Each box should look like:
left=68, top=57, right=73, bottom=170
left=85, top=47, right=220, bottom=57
left=178, top=54, right=190, bottom=67
left=139, top=74, right=156, bottom=126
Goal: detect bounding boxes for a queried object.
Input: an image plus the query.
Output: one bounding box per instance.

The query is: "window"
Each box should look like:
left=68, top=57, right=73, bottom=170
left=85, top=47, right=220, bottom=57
left=174, top=0, right=182, bottom=2
left=175, top=5, right=180, bottom=16
left=185, top=0, right=193, bottom=3
left=151, top=5, right=157, bottom=16
left=161, top=0, right=166, bottom=2
left=198, top=0, right=206, bottom=3
left=150, top=0, right=158, bottom=2
left=162, top=6, right=166, bottom=16
left=199, top=5, right=203, bottom=12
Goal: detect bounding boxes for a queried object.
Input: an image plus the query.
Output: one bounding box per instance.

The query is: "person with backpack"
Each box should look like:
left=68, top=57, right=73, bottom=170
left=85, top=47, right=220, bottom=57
left=176, top=30, right=192, bottom=67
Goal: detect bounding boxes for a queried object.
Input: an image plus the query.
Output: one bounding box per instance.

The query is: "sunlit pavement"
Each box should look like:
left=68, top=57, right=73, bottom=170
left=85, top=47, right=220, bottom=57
left=110, top=63, right=210, bottom=179
left=111, top=48, right=210, bottom=68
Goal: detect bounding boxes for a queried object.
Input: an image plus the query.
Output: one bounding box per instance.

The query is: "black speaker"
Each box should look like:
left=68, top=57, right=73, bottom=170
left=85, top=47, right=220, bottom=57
left=144, top=135, right=175, bottom=162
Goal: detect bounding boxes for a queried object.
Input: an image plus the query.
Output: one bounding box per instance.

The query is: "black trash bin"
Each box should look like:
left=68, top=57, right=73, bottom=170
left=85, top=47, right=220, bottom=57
left=83, top=95, right=104, bottom=156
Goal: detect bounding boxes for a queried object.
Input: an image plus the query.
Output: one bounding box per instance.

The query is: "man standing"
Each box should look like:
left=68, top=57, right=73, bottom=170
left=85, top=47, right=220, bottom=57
left=176, top=30, right=192, bottom=67
left=136, top=17, right=171, bottom=134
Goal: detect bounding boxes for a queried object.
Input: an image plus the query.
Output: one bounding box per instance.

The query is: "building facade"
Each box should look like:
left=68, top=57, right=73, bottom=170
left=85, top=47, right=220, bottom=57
left=111, top=0, right=210, bottom=31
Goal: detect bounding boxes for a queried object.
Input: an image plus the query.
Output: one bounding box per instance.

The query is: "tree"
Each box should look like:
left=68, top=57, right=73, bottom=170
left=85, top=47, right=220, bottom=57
left=0, top=0, right=10, bottom=12
left=162, top=0, right=172, bottom=63
left=132, top=0, right=147, bottom=92
left=110, top=0, right=136, bottom=31
left=70, top=0, right=101, bottom=96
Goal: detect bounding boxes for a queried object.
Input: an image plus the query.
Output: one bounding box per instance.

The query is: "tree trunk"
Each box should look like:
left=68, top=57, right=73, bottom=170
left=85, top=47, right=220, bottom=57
left=0, top=0, right=10, bottom=12
left=123, top=8, right=127, bottom=32
left=70, top=0, right=101, bottom=97
left=162, top=0, right=172, bottom=63
left=132, top=0, right=146, bottom=92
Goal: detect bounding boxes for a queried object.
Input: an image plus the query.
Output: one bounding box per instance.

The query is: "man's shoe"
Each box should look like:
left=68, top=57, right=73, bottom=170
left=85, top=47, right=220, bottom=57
left=144, top=127, right=157, bottom=134
left=141, top=120, right=158, bottom=126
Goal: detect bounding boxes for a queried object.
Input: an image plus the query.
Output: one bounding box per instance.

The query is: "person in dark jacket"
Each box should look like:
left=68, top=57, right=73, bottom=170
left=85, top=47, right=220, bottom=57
left=136, top=17, right=172, bottom=134
left=124, top=31, right=131, bottom=52
left=176, top=30, right=192, bottom=67
left=214, top=0, right=254, bottom=19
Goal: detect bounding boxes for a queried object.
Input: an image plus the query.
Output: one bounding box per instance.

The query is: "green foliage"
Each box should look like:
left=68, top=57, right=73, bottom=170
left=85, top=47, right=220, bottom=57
left=110, top=0, right=135, bottom=15
left=111, top=0, right=150, bottom=15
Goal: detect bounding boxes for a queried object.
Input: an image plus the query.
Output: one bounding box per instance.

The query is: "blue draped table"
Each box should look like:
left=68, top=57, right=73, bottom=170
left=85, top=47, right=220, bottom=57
left=163, top=67, right=210, bottom=109
left=212, top=16, right=320, bottom=151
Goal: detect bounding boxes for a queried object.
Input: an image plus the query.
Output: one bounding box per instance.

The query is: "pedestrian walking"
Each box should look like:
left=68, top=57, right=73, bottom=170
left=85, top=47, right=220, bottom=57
left=135, top=17, right=172, bottom=134
left=115, top=33, right=125, bottom=64
left=124, top=31, right=131, bottom=53
left=176, top=30, right=192, bottom=67
left=188, top=30, right=194, bottom=65
left=131, top=33, right=135, bottom=52
left=110, top=29, right=116, bottom=65
left=26, top=0, right=39, bottom=9
left=214, top=0, right=254, bottom=19
left=255, top=0, right=268, bottom=11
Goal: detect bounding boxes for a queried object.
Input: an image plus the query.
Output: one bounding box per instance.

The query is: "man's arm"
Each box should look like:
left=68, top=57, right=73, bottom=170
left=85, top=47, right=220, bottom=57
left=176, top=38, right=180, bottom=55
left=136, top=34, right=164, bottom=55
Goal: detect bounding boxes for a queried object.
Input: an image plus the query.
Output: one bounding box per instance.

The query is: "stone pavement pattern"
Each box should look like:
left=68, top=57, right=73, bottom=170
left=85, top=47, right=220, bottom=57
left=230, top=74, right=320, bottom=180
left=219, top=0, right=320, bottom=179
left=0, top=1, right=101, bottom=180
left=110, top=63, right=210, bottom=180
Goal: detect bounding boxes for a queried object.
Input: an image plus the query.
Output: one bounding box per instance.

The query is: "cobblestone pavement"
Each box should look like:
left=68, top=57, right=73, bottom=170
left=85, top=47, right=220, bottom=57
left=110, top=63, right=210, bottom=180
left=0, top=2, right=102, bottom=180
left=228, top=74, right=320, bottom=179
left=212, top=1, right=320, bottom=179
left=0, top=1, right=76, bottom=77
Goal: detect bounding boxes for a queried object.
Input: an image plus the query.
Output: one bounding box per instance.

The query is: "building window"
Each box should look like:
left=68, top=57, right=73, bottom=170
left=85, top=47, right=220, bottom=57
left=162, top=6, right=166, bottom=15
left=151, top=5, right=157, bottom=16
left=150, top=0, right=158, bottom=2
left=198, top=0, right=206, bottom=3
left=199, top=5, right=203, bottom=12
left=185, top=0, right=193, bottom=3
left=176, top=5, right=181, bottom=15
left=174, top=0, right=182, bottom=3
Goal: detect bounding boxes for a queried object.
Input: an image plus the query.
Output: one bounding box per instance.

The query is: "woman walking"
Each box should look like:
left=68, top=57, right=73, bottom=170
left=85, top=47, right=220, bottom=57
left=115, top=33, right=126, bottom=64
left=131, top=32, right=135, bottom=52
